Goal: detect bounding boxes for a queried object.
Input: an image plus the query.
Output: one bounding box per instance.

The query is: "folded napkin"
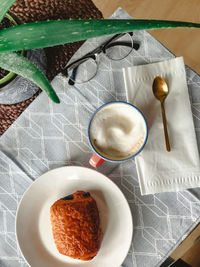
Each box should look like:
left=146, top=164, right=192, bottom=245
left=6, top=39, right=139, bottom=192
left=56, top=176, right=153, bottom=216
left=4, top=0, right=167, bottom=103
left=123, top=57, right=200, bottom=195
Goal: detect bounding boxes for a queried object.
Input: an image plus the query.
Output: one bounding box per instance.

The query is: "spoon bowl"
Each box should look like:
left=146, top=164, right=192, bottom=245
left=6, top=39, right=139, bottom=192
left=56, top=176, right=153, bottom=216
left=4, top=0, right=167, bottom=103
left=152, top=76, right=170, bottom=152
left=153, top=76, right=169, bottom=102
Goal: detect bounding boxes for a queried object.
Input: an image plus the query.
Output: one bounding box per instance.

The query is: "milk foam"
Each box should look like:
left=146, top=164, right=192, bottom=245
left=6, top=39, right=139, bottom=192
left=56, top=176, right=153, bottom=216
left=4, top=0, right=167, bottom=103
left=90, top=104, right=147, bottom=159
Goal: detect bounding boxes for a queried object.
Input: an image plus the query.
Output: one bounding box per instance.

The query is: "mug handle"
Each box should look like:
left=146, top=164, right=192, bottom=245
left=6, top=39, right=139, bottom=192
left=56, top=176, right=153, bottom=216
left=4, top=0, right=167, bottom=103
left=89, top=153, right=105, bottom=167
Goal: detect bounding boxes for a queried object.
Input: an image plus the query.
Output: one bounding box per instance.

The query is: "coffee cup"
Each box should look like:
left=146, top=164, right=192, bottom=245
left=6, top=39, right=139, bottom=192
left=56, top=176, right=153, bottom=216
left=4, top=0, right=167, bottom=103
left=88, top=101, right=148, bottom=167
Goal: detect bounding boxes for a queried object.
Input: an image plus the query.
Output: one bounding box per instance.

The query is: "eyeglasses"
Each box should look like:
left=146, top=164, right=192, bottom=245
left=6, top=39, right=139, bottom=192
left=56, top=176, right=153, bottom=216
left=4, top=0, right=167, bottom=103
left=62, top=32, right=140, bottom=85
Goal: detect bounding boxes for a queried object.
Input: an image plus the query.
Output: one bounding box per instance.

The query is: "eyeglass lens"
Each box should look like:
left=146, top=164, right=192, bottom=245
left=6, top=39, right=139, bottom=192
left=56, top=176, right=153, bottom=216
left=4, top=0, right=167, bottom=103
left=104, top=32, right=133, bottom=60
left=68, top=57, right=98, bottom=84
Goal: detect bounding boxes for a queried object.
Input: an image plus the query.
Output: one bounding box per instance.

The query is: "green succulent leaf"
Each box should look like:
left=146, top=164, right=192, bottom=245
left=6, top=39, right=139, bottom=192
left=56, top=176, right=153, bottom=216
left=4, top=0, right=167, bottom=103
left=0, top=0, right=16, bottom=23
left=0, top=52, right=60, bottom=103
left=0, top=19, right=200, bottom=52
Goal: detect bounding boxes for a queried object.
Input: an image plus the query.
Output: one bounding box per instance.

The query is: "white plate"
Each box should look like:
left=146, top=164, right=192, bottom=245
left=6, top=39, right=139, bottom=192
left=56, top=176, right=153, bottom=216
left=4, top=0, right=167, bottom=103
left=16, top=166, right=133, bottom=267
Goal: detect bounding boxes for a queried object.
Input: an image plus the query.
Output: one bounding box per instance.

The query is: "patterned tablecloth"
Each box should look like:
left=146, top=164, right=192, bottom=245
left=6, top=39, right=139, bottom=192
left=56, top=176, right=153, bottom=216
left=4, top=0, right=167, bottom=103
left=0, top=8, right=200, bottom=267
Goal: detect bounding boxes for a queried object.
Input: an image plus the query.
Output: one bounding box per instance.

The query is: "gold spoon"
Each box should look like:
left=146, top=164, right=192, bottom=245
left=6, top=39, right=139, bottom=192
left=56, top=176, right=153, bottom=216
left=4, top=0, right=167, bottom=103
left=152, top=76, right=170, bottom=152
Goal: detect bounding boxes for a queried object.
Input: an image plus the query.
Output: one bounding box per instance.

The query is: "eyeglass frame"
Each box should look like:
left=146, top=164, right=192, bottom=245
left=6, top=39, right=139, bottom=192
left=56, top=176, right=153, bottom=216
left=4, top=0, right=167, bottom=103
left=61, top=32, right=140, bottom=85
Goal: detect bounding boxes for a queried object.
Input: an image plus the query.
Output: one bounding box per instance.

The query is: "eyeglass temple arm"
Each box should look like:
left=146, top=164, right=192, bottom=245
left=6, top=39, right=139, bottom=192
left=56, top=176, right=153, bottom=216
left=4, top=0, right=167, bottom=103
left=62, top=54, right=96, bottom=75
left=101, top=32, right=135, bottom=48
left=63, top=55, right=93, bottom=72
left=68, top=67, right=77, bottom=86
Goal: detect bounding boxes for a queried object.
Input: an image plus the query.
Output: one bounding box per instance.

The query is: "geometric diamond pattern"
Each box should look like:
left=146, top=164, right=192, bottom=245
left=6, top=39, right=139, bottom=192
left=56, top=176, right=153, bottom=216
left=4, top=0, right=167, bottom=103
left=0, top=8, right=199, bottom=267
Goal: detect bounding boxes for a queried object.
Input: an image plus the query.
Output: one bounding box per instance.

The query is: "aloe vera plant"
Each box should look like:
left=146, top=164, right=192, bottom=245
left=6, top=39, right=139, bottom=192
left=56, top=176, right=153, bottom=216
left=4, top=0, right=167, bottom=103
left=1, top=0, right=200, bottom=103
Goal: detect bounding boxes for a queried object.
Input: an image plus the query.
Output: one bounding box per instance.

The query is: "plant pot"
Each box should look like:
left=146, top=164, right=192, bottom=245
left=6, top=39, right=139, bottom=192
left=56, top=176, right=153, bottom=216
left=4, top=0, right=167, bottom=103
left=0, top=49, right=46, bottom=105
left=0, top=12, right=25, bottom=88
left=0, top=13, right=46, bottom=104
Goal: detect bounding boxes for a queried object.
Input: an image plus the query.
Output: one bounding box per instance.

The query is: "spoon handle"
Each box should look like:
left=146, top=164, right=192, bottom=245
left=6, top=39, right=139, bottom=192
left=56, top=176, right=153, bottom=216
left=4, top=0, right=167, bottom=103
left=161, top=102, right=171, bottom=152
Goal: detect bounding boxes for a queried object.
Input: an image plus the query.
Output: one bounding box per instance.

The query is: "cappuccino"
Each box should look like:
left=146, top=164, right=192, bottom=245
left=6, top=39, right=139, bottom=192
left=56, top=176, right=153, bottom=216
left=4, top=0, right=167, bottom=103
left=89, top=103, right=147, bottom=160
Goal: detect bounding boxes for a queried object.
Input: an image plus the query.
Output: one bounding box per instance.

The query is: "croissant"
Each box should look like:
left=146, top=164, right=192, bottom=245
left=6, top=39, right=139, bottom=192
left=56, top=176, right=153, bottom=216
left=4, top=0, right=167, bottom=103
left=50, top=190, right=102, bottom=260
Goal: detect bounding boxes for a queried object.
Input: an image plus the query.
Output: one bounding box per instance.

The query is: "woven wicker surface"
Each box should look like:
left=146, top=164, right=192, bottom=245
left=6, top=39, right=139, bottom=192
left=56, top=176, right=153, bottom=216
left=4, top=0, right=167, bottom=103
left=0, top=0, right=102, bottom=135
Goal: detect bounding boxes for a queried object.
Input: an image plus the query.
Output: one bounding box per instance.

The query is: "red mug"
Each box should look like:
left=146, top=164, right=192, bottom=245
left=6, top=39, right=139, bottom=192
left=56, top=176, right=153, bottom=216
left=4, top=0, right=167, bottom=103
left=88, top=101, right=148, bottom=168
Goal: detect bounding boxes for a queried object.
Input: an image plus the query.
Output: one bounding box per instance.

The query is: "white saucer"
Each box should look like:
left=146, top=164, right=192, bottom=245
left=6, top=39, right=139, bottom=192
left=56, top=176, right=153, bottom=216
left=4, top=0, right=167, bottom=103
left=16, top=166, right=133, bottom=267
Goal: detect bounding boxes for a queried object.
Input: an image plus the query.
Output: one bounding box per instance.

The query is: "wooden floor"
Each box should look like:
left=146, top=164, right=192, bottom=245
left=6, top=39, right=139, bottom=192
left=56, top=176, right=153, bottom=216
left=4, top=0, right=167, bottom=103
left=93, top=1, right=200, bottom=266
left=93, top=0, right=200, bottom=75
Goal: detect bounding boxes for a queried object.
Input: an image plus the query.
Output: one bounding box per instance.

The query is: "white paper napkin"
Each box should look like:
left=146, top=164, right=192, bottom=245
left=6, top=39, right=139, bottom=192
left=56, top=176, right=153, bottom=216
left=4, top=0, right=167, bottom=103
left=123, top=57, right=200, bottom=195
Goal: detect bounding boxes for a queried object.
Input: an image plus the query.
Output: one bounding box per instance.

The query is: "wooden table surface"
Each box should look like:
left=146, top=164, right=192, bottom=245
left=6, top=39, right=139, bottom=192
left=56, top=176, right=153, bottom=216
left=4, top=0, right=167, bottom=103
left=94, top=0, right=200, bottom=75
left=93, top=1, right=200, bottom=266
